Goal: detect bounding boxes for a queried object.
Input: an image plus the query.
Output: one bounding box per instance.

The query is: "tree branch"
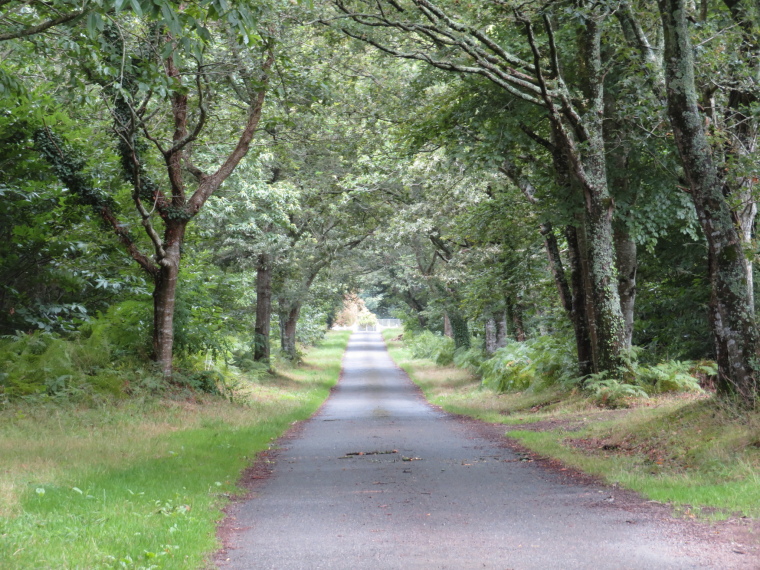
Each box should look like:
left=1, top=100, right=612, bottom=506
left=0, top=9, right=84, bottom=42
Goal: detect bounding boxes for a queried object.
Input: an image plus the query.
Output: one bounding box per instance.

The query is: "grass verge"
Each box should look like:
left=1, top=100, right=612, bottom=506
left=382, top=328, right=760, bottom=520
left=0, top=330, right=350, bottom=569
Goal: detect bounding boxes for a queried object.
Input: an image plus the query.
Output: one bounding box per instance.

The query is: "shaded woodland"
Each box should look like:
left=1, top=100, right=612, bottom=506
left=2, top=0, right=760, bottom=406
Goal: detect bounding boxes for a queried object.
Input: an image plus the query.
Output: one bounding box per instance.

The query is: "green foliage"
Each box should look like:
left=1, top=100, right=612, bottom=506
left=0, top=300, right=155, bottom=400
left=406, top=330, right=456, bottom=366
left=0, top=330, right=118, bottom=399
left=637, top=361, right=708, bottom=395
left=176, top=370, right=224, bottom=395
left=480, top=336, right=578, bottom=393
left=295, top=305, right=330, bottom=347
left=584, top=375, right=649, bottom=408
left=479, top=342, right=535, bottom=392
left=452, top=346, right=484, bottom=371
left=583, top=359, right=711, bottom=408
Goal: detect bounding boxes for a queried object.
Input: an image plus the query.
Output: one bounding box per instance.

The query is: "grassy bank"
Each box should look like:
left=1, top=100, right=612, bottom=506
left=382, top=329, right=760, bottom=520
left=0, top=330, right=350, bottom=569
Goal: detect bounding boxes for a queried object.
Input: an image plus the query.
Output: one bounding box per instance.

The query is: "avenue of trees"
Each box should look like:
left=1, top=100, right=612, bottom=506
left=2, top=0, right=760, bottom=407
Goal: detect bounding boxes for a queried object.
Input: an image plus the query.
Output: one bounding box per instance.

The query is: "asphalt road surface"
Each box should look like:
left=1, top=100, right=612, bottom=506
left=218, top=332, right=749, bottom=569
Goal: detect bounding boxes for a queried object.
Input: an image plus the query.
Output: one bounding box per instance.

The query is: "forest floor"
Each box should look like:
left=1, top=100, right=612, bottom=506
left=217, top=331, right=756, bottom=569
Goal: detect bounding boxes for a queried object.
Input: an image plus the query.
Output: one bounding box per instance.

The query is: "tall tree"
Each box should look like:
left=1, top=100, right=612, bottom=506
left=656, top=0, right=759, bottom=401
left=35, top=10, right=276, bottom=377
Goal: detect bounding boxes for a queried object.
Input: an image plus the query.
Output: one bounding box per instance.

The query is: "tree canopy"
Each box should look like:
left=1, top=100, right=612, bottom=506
left=3, top=0, right=760, bottom=406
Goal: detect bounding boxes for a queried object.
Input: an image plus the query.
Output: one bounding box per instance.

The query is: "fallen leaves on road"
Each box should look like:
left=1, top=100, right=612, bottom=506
left=339, top=450, right=398, bottom=459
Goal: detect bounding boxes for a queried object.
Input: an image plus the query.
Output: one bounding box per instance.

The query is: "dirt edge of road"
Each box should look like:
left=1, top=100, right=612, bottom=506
left=213, top=367, right=346, bottom=566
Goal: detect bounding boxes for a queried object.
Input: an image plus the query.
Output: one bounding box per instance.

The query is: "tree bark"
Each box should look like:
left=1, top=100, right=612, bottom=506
left=495, top=311, right=508, bottom=349
left=658, top=0, right=759, bottom=401
left=150, top=222, right=188, bottom=378
left=279, top=300, right=301, bottom=360
left=614, top=224, right=637, bottom=349
left=401, top=289, right=428, bottom=329
left=254, top=253, right=273, bottom=362
left=540, top=222, right=572, bottom=313
left=571, top=18, right=627, bottom=373
left=565, top=225, right=595, bottom=377
left=449, top=312, right=470, bottom=350
left=443, top=313, right=453, bottom=338
left=506, top=296, right=526, bottom=342
left=485, top=316, right=497, bottom=354
left=722, top=0, right=759, bottom=311
left=485, top=311, right=508, bottom=354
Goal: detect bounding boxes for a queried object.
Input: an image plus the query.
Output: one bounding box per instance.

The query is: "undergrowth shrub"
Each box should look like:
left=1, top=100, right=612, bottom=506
left=407, top=331, right=455, bottom=365
left=453, top=346, right=484, bottom=371
left=0, top=299, right=241, bottom=401
left=0, top=325, right=160, bottom=400
left=637, top=360, right=711, bottom=394
left=480, top=342, right=534, bottom=392
left=480, top=336, right=577, bottom=393
left=584, top=359, right=712, bottom=407
left=584, top=375, right=649, bottom=408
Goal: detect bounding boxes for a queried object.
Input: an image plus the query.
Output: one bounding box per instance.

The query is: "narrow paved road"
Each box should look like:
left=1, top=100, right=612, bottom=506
left=218, top=332, right=745, bottom=569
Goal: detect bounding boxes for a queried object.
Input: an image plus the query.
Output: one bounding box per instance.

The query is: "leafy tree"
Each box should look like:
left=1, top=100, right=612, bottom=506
left=32, top=8, right=277, bottom=378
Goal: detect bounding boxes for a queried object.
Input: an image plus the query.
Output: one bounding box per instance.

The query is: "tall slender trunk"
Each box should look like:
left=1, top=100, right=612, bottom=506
left=449, top=312, right=470, bottom=350
left=540, top=222, right=572, bottom=312
left=254, top=253, right=273, bottom=362
left=495, top=311, right=508, bottom=349
left=485, top=316, right=498, bottom=354
left=556, top=18, right=627, bottom=373
left=565, top=225, right=594, bottom=377
left=152, top=223, right=185, bottom=379
left=506, top=296, right=526, bottom=342
left=658, top=0, right=759, bottom=401
left=546, top=136, right=595, bottom=376
left=579, top=137, right=626, bottom=370
left=485, top=310, right=508, bottom=353
left=443, top=313, right=453, bottom=338
left=723, top=0, right=760, bottom=310
left=575, top=222, right=600, bottom=372
left=279, top=301, right=301, bottom=360
left=614, top=224, right=637, bottom=349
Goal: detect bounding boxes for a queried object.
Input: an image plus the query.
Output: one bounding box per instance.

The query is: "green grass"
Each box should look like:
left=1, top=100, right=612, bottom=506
left=382, top=328, right=760, bottom=520
left=0, top=330, right=350, bottom=569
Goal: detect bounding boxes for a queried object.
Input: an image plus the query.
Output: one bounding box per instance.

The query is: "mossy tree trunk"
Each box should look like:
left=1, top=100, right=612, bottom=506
left=658, top=0, right=759, bottom=402
left=614, top=224, right=637, bottom=349
left=279, top=301, right=301, bottom=361
left=506, top=296, right=526, bottom=342
left=449, top=312, right=470, bottom=350
left=485, top=311, right=508, bottom=354
left=565, top=225, right=595, bottom=377
left=254, top=253, right=273, bottom=363
left=569, top=17, right=627, bottom=373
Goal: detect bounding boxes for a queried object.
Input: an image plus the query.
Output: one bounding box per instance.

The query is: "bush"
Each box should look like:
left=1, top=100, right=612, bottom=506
left=585, top=374, right=649, bottom=408
left=479, top=342, right=534, bottom=392
left=637, top=360, right=709, bottom=395
left=453, top=346, right=484, bottom=371
left=407, top=331, right=455, bottom=365
left=479, top=335, right=578, bottom=393
left=582, top=359, right=710, bottom=408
